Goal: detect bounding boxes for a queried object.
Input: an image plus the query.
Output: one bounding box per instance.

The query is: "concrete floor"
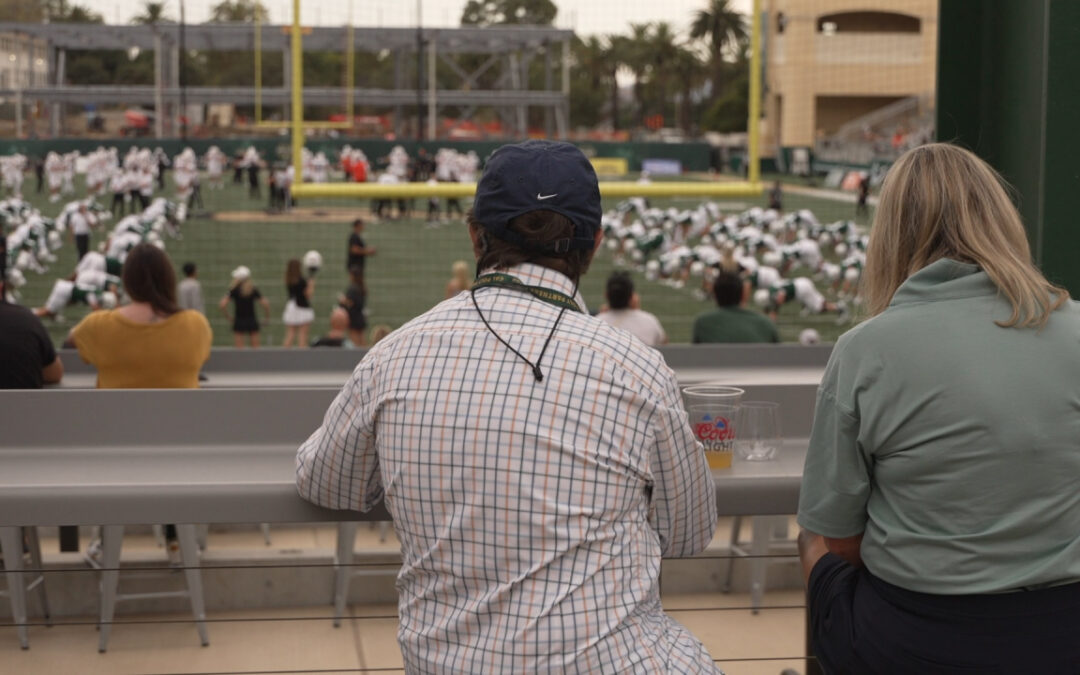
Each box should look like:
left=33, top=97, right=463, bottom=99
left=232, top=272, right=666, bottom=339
left=2, top=519, right=809, bottom=675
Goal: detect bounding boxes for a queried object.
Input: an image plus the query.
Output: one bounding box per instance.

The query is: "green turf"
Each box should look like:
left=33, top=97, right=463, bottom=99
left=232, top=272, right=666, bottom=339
left=10, top=174, right=873, bottom=346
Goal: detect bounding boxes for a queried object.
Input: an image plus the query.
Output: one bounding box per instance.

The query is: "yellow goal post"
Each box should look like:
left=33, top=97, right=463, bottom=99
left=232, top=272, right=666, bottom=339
left=288, top=0, right=763, bottom=199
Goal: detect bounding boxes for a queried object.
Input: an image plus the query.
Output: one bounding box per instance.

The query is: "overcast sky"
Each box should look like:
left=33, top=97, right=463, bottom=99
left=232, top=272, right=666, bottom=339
left=79, top=0, right=754, bottom=38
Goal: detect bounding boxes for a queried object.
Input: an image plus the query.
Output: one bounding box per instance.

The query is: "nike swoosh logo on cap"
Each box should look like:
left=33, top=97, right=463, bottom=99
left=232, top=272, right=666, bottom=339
left=537, top=193, right=558, bottom=200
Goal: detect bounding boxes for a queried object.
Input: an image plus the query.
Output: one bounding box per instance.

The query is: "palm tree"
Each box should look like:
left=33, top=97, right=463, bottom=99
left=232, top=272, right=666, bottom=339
left=689, top=0, right=747, bottom=99
left=669, top=44, right=708, bottom=134
left=132, top=1, right=172, bottom=24
left=605, top=34, right=631, bottom=131
left=646, top=22, right=680, bottom=124
left=208, top=0, right=268, bottom=23
left=623, top=23, right=654, bottom=126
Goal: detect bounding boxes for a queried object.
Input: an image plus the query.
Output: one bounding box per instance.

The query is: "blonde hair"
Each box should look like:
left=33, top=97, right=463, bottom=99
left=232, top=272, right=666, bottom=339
left=369, top=324, right=392, bottom=344
left=451, top=260, right=471, bottom=289
left=230, top=277, right=255, bottom=297
left=863, top=143, right=1067, bottom=328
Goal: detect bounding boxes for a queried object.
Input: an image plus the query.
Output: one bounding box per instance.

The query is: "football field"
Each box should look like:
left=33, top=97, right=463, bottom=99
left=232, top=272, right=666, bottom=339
left=12, top=174, right=873, bottom=347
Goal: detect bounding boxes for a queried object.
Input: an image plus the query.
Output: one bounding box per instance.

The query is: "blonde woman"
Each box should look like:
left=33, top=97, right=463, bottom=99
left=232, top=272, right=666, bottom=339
left=281, top=258, right=315, bottom=348
left=797, top=144, right=1079, bottom=672
left=444, top=260, right=471, bottom=298
left=219, top=266, right=270, bottom=348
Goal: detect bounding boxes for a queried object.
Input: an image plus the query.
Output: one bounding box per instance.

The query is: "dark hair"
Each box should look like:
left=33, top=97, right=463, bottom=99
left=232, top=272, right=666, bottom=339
left=467, top=208, right=595, bottom=283
left=122, top=243, right=180, bottom=315
left=285, top=258, right=302, bottom=286
left=606, top=272, right=634, bottom=310
left=182, top=262, right=197, bottom=277
left=352, top=218, right=364, bottom=229
left=713, top=270, right=744, bottom=308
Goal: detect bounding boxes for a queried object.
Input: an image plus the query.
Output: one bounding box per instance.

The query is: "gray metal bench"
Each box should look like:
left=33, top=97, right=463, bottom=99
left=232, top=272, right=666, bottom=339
left=1, top=367, right=819, bottom=648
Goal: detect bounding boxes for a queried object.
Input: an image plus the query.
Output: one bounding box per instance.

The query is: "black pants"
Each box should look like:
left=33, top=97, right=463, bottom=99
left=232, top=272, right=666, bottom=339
left=808, top=553, right=1080, bottom=674
left=188, top=184, right=203, bottom=210
left=111, top=193, right=125, bottom=218
left=75, top=233, right=89, bottom=260
left=446, top=198, right=463, bottom=217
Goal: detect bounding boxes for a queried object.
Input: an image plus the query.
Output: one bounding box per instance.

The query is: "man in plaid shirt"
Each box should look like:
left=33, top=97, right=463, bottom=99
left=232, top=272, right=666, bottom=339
left=297, top=141, right=720, bottom=673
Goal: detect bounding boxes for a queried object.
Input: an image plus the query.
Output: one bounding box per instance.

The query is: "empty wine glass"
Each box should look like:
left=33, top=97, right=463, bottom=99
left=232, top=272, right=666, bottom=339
left=735, top=401, right=781, bottom=461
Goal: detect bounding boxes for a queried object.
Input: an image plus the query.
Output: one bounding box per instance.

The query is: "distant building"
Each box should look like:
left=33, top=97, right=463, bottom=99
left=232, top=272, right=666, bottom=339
left=0, top=32, right=49, bottom=90
left=761, top=0, right=938, bottom=161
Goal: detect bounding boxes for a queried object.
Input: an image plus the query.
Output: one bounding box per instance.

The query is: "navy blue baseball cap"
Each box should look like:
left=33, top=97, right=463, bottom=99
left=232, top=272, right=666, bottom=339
left=473, top=140, right=602, bottom=254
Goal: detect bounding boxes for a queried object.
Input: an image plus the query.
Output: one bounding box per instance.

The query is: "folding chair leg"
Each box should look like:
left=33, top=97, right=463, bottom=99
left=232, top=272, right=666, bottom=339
left=721, top=516, right=742, bottom=593
left=333, top=522, right=358, bottom=628
left=97, top=525, right=124, bottom=653
left=176, top=525, right=209, bottom=647
left=749, top=517, right=780, bottom=615
left=0, top=526, right=29, bottom=649
left=260, top=523, right=272, bottom=546
left=23, top=527, right=50, bottom=625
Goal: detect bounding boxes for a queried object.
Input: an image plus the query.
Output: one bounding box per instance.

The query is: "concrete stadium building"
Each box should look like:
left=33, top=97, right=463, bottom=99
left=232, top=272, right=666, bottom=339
left=761, top=0, right=938, bottom=165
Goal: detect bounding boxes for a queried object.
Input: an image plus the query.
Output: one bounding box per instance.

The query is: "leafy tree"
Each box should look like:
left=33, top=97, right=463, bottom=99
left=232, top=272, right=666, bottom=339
left=701, top=42, right=748, bottom=132
left=621, top=23, right=653, bottom=126
left=131, top=1, right=172, bottom=25
left=41, top=0, right=104, bottom=23
left=208, top=0, right=269, bottom=24
left=689, top=0, right=747, bottom=99
left=569, top=36, right=614, bottom=129
left=668, top=44, right=708, bottom=133
left=460, top=0, right=557, bottom=27
left=0, top=0, right=45, bottom=21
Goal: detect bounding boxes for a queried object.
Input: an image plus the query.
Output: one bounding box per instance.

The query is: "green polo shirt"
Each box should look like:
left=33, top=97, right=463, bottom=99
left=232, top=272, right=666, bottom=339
left=692, top=306, right=779, bottom=344
left=798, top=259, right=1080, bottom=594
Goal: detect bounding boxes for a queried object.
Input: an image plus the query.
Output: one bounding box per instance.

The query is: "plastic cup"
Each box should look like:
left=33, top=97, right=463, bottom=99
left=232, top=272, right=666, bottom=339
left=735, top=401, right=782, bottom=461
left=682, top=384, right=744, bottom=469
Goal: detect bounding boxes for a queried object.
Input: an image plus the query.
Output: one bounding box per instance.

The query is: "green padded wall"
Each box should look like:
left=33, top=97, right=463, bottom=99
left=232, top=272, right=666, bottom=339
left=937, top=0, right=1080, bottom=294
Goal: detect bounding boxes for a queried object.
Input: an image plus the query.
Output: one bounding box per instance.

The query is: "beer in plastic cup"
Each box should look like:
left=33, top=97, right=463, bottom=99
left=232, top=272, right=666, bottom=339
left=682, top=384, right=744, bottom=469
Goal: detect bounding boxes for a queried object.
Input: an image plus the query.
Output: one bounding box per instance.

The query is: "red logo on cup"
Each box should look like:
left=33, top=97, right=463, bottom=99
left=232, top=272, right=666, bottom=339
left=695, top=416, right=733, bottom=442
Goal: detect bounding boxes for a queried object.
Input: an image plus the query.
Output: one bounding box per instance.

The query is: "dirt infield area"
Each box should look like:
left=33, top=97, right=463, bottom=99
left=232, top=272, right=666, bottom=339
left=211, top=207, right=373, bottom=222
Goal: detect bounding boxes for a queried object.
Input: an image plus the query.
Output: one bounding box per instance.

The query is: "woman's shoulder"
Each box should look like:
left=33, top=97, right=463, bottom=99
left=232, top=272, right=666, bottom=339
left=72, top=308, right=117, bottom=334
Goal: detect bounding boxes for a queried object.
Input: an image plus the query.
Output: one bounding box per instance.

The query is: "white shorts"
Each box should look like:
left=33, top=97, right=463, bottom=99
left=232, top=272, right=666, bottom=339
left=282, top=299, right=315, bottom=326
left=794, top=277, right=825, bottom=314
left=45, top=280, right=74, bottom=315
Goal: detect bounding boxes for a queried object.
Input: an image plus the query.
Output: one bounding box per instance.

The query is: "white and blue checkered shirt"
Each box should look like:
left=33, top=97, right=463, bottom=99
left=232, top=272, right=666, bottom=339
left=297, top=263, right=719, bottom=673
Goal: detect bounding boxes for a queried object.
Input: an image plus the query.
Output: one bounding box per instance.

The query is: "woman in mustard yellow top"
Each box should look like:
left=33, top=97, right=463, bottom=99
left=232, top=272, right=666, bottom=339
left=71, top=243, right=212, bottom=389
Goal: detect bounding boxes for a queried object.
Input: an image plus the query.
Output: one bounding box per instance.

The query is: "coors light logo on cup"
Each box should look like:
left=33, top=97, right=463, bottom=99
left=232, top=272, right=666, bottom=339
left=694, top=414, right=735, bottom=453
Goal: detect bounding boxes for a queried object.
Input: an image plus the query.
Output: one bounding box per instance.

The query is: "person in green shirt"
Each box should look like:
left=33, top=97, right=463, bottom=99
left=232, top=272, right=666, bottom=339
left=691, top=269, right=778, bottom=343
left=797, top=143, right=1080, bottom=673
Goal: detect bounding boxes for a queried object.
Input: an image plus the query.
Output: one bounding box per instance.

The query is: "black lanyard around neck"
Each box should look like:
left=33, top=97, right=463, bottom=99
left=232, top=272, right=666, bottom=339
left=469, top=272, right=581, bottom=383
left=471, top=272, right=583, bottom=313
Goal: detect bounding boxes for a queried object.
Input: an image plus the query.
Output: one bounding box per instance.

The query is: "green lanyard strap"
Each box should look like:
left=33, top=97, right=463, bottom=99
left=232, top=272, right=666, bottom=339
left=472, top=272, right=583, bottom=313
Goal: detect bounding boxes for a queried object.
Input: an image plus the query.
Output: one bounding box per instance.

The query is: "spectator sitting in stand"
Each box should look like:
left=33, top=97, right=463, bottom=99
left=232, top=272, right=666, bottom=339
left=311, top=307, right=352, bottom=348
left=0, top=247, right=63, bottom=389
left=596, top=271, right=667, bottom=347
left=692, top=269, right=779, bottom=343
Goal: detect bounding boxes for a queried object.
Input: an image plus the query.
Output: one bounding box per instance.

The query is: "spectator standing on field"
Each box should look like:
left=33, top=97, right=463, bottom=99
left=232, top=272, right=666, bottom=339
left=178, top=262, right=204, bottom=314
left=219, top=266, right=270, bottom=348
left=69, top=203, right=95, bottom=261
left=338, top=266, right=367, bottom=347
left=346, top=218, right=376, bottom=291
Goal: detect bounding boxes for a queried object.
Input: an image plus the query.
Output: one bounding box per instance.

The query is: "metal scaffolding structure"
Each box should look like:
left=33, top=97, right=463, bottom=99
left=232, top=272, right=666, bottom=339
left=0, top=22, right=573, bottom=139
